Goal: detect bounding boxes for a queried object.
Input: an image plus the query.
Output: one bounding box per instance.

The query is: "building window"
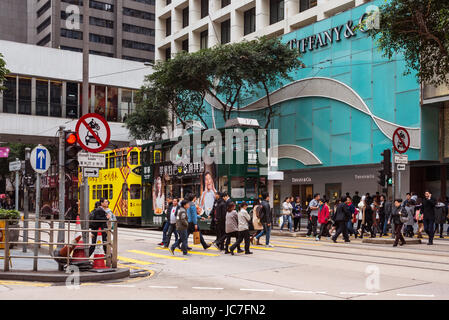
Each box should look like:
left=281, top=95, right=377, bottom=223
left=300, top=0, right=317, bottom=12
left=270, top=0, right=284, bottom=24
left=89, top=16, right=114, bottom=29
left=182, top=7, right=189, bottom=28
left=93, top=85, right=106, bottom=118
left=61, top=28, right=83, bottom=40
left=50, top=81, right=62, bottom=117
left=123, top=23, right=155, bottom=36
left=60, top=46, right=83, bottom=52
left=107, top=87, right=118, bottom=122
left=244, top=7, right=255, bottom=35
left=132, top=0, right=155, bottom=5
left=3, top=76, right=16, bottom=114
left=90, top=33, right=113, bottom=45
left=123, top=39, right=155, bottom=52
left=90, top=50, right=113, bottom=57
left=222, top=0, right=230, bottom=8
left=37, top=0, right=51, bottom=18
left=66, top=82, right=78, bottom=118
left=18, top=78, right=32, bottom=115
left=37, top=17, right=51, bottom=34
left=182, top=39, right=189, bottom=52
left=201, top=0, right=209, bottom=18
left=122, top=56, right=154, bottom=63
left=200, top=30, right=208, bottom=49
left=166, top=17, right=171, bottom=36
left=37, top=33, right=51, bottom=46
left=165, top=47, right=171, bottom=61
left=90, top=0, right=114, bottom=12
left=221, top=20, right=230, bottom=44
left=61, top=10, right=84, bottom=22
left=36, top=80, right=48, bottom=116
left=123, top=7, right=155, bottom=21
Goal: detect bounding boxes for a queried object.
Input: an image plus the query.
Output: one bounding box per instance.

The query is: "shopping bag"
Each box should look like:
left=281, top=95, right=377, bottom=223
left=193, top=231, right=201, bottom=245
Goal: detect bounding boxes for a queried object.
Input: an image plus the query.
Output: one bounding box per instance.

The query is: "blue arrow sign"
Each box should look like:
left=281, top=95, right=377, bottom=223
left=36, top=148, right=46, bottom=170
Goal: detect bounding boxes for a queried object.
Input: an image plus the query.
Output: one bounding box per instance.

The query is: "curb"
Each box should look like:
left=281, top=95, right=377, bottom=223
left=362, top=238, right=422, bottom=245
left=0, top=268, right=130, bottom=283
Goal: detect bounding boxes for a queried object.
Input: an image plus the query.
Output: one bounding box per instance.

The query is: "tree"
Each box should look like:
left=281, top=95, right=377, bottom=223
left=0, top=53, right=9, bottom=91
left=366, top=0, right=449, bottom=86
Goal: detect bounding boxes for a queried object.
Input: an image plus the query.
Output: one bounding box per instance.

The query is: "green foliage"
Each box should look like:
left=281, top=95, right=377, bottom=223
left=0, top=53, right=9, bottom=91
left=366, top=0, right=449, bottom=86
left=0, top=209, right=20, bottom=220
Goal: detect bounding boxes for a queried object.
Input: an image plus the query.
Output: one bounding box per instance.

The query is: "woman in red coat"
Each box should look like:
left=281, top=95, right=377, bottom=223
left=317, top=199, right=330, bottom=240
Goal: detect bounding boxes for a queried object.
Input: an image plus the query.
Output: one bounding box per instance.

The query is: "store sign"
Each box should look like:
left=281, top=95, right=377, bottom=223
left=142, top=166, right=152, bottom=182
left=159, top=161, right=205, bottom=177
left=287, top=14, right=369, bottom=55
left=354, top=174, right=375, bottom=180
left=292, top=177, right=312, bottom=183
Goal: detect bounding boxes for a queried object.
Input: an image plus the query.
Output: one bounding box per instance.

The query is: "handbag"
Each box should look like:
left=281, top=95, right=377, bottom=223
left=193, top=231, right=201, bottom=245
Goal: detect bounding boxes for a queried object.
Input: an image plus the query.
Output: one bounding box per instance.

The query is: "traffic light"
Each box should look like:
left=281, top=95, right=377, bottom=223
left=379, top=149, right=391, bottom=187
left=377, top=169, right=385, bottom=187
left=65, top=131, right=81, bottom=173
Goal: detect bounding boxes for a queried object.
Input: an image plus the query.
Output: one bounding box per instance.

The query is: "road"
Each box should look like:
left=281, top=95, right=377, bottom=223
left=1, top=227, right=449, bottom=300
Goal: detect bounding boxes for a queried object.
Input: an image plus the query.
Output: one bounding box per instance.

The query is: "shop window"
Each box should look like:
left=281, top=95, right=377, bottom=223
left=92, top=185, right=97, bottom=199
left=94, top=85, right=106, bottom=118
left=231, top=177, right=245, bottom=198
left=130, top=151, right=139, bottom=165
left=66, top=82, right=78, bottom=118
left=3, top=76, right=16, bottom=114
left=245, top=177, right=258, bottom=198
left=36, top=80, right=48, bottom=116
left=18, top=78, right=32, bottom=115
left=50, top=81, right=62, bottom=117
left=120, top=89, right=133, bottom=122
left=107, top=86, right=118, bottom=122
left=130, top=184, right=141, bottom=199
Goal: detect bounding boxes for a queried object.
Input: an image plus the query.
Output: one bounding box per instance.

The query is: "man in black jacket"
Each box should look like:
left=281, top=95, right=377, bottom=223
left=332, top=197, right=351, bottom=243
left=254, top=192, right=273, bottom=247
left=423, top=190, right=437, bottom=245
left=89, top=198, right=111, bottom=256
left=212, top=192, right=229, bottom=250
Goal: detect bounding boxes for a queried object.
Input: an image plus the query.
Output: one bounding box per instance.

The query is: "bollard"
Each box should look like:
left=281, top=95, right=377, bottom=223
left=49, top=220, right=54, bottom=255
left=112, top=222, right=118, bottom=269
left=106, top=221, right=112, bottom=268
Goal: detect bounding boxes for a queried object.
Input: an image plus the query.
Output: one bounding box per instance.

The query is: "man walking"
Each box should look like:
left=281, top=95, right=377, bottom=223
left=164, top=198, right=179, bottom=248
left=254, top=192, right=273, bottom=247
left=390, top=199, right=406, bottom=247
left=169, top=200, right=190, bottom=256
left=307, top=194, right=320, bottom=237
left=332, top=197, right=351, bottom=243
left=212, top=192, right=229, bottom=250
left=423, top=190, right=436, bottom=245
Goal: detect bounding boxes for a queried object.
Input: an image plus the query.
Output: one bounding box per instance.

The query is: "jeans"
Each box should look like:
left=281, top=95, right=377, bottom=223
left=383, top=215, right=390, bottom=234
left=161, top=221, right=169, bottom=243
left=435, top=223, right=444, bottom=237
left=394, top=223, right=405, bottom=245
left=165, top=223, right=179, bottom=247
left=307, top=215, right=318, bottom=236
left=346, top=220, right=356, bottom=235
left=255, top=223, right=271, bottom=245
left=423, top=218, right=435, bottom=242
left=293, top=217, right=301, bottom=231
left=280, top=215, right=292, bottom=232
left=171, top=229, right=188, bottom=254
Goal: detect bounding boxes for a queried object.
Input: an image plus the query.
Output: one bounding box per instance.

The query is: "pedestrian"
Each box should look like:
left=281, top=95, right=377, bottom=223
left=383, top=196, right=393, bottom=236
left=209, top=192, right=220, bottom=233
left=317, top=199, right=330, bottom=240
left=280, top=197, right=293, bottom=232
left=254, top=192, right=273, bottom=247
left=353, top=191, right=361, bottom=207
left=390, top=199, right=406, bottom=247
left=404, top=199, right=416, bottom=238
left=378, top=195, right=386, bottom=236
left=331, top=196, right=351, bottom=243
left=371, top=198, right=380, bottom=236
left=164, top=197, right=180, bottom=248
left=422, top=190, right=436, bottom=245
left=292, top=196, right=302, bottom=232
left=224, top=201, right=242, bottom=254
left=306, top=193, right=320, bottom=237
left=212, top=192, right=229, bottom=250
left=434, top=198, right=446, bottom=239
left=250, top=199, right=264, bottom=244
left=414, top=198, right=424, bottom=239
left=361, top=197, right=375, bottom=238
left=89, top=198, right=110, bottom=256
left=169, top=200, right=190, bottom=256
left=187, top=194, right=211, bottom=250
left=357, top=195, right=365, bottom=235
left=158, top=197, right=173, bottom=246
left=229, top=202, right=252, bottom=255
left=345, top=196, right=357, bottom=238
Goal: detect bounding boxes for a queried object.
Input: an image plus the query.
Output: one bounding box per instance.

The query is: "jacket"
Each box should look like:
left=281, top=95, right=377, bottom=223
left=237, top=209, right=251, bottom=231
left=334, top=203, right=351, bottom=222
left=225, top=210, right=239, bottom=233
left=259, top=200, right=272, bottom=224
left=167, top=204, right=179, bottom=224
left=292, top=203, right=302, bottom=218
left=187, top=202, right=199, bottom=225
left=252, top=205, right=264, bottom=230
left=391, top=205, right=403, bottom=225
left=318, top=204, right=330, bottom=224
left=176, top=207, right=189, bottom=231
left=405, top=205, right=415, bottom=226
left=422, top=197, right=436, bottom=220
left=215, top=198, right=227, bottom=229
left=282, top=202, right=292, bottom=215
left=90, top=207, right=109, bottom=231
left=434, top=202, right=447, bottom=224
left=384, top=201, right=393, bottom=218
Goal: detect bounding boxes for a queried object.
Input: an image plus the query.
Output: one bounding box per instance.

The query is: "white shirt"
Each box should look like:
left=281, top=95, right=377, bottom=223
left=170, top=206, right=177, bottom=224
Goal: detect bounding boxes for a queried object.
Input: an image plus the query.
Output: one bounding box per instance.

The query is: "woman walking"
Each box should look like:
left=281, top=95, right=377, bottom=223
left=229, top=202, right=252, bottom=255
left=404, top=199, right=416, bottom=238
left=250, top=199, right=263, bottom=244
left=317, top=199, right=330, bottom=240
left=280, top=197, right=293, bottom=232
left=414, top=198, right=424, bottom=239
left=435, top=198, right=447, bottom=238
left=357, top=196, right=365, bottom=235
left=292, top=197, right=302, bottom=232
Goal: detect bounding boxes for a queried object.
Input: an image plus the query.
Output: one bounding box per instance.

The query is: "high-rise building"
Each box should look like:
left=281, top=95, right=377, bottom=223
left=0, top=0, right=155, bottom=63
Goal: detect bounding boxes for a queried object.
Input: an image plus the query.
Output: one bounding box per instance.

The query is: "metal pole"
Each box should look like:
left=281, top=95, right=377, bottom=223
left=15, top=158, right=19, bottom=211
left=82, top=176, right=89, bottom=258
left=58, top=126, right=66, bottom=248
left=33, top=173, right=40, bottom=271
left=82, top=0, right=89, bottom=117
left=23, top=147, right=31, bottom=253
left=392, top=147, right=396, bottom=201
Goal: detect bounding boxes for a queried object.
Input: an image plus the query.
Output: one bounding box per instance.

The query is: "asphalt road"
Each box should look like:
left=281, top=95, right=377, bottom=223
left=1, top=226, right=449, bottom=300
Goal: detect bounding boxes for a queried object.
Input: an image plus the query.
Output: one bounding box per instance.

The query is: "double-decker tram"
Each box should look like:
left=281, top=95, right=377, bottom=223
left=140, top=119, right=268, bottom=230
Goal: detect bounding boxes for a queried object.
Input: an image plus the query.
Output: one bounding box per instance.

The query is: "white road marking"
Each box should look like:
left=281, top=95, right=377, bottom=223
left=396, top=294, right=435, bottom=297
left=106, top=284, right=136, bottom=288
left=290, top=290, right=327, bottom=294
left=149, top=285, right=178, bottom=289
left=240, top=288, right=274, bottom=292
left=192, top=287, right=224, bottom=290
left=340, top=292, right=379, bottom=296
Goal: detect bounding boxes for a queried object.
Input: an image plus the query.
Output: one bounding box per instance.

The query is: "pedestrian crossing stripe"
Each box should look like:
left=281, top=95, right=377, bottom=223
left=191, top=244, right=274, bottom=251
left=272, top=240, right=322, bottom=246
left=157, top=247, right=219, bottom=257
left=118, top=256, right=155, bottom=265
left=128, top=249, right=187, bottom=261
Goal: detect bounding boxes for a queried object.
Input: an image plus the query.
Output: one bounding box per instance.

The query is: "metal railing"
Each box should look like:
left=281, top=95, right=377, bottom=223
left=1, top=219, right=118, bottom=272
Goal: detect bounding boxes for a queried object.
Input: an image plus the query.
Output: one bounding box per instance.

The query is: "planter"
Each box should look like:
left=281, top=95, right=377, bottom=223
left=0, top=209, right=21, bottom=248
left=7, top=220, right=20, bottom=248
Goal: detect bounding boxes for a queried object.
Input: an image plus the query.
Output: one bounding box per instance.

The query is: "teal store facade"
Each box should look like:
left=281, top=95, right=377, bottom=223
left=203, top=0, right=444, bottom=206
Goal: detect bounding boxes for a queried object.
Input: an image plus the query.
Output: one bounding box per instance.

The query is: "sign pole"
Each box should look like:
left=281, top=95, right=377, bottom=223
left=23, top=148, right=31, bottom=253
left=58, top=126, right=65, bottom=249
left=15, top=158, right=19, bottom=211
left=33, top=173, right=40, bottom=271
left=392, top=147, right=395, bottom=202
left=82, top=176, right=89, bottom=258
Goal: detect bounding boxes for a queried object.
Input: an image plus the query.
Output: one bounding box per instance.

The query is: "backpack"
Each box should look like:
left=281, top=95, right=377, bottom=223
left=400, top=207, right=409, bottom=224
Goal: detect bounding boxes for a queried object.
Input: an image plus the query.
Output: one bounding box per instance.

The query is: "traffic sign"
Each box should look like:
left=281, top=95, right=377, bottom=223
left=392, top=127, right=410, bottom=154
left=397, top=164, right=406, bottom=171
left=75, top=113, right=111, bottom=153
left=78, top=152, right=106, bottom=168
left=394, top=154, right=408, bottom=164
left=83, top=167, right=100, bottom=178
left=30, top=145, right=51, bottom=174
left=9, top=160, right=21, bottom=172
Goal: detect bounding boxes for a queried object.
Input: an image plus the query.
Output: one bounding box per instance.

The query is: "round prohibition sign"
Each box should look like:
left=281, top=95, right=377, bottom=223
left=75, top=113, right=111, bottom=153
left=392, top=127, right=410, bottom=154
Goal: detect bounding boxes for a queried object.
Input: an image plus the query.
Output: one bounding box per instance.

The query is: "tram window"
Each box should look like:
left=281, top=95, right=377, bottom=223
left=116, top=155, right=122, bottom=168
left=122, top=154, right=127, bottom=167
left=231, top=177, right=245, bottom=198
left=130, top=184, right=141, bottom=199
left=122, top=183, right=128, bottom=200
left=103, top=184, right=109, bottom=199
left=96, top=185, right=102, bottom=200
left=109, top=184, right=113, bottom=199
left=130, top=151, right=138, bottom=165
left=92, top=185, right=97, bottom=199
left=109, top=155, right=115, bottom=168
left=154, top=150, right=161, bottom=163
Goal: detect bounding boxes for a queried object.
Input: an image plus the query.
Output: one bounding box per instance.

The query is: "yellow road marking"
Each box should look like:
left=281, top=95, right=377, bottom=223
left=0, top=280, right=51, bottom=287
left=157, top=247, right=219, bottom=257
left=272, top=240, right=322, bottom=246
left=118, top=256, right=155, bottom=265
left=191, top=244, right=219, bottom=251
left=128, top=249, right=187, bottom=261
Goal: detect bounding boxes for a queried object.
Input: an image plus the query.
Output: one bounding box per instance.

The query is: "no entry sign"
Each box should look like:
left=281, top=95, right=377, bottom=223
left=392, top=127, right=410, bottom=154
left=75, top=113, right=111, bottom=153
